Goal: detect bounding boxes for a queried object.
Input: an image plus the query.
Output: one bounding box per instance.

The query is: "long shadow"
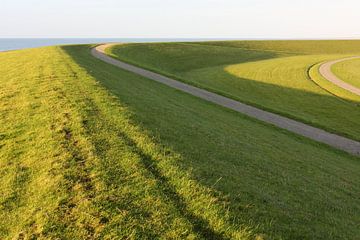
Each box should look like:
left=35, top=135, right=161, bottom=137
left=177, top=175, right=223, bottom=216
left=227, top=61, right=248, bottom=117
left=75, top=68, right=230, bottom=239
left=62, top=45, right=360, bottom=240
left=116, top=130, right=229, bottom=240
left=112, top=46, right=360, bottom=140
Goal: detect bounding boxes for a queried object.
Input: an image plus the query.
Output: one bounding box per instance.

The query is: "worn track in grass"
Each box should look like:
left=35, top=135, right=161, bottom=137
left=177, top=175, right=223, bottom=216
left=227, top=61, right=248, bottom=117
left=319, top=56, right=360, bottom=96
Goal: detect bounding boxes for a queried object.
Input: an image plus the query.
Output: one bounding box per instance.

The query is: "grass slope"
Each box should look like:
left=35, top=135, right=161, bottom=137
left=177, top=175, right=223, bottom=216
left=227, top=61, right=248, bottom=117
left=332, top=58, right=360, bottom=89
left=0, top=45, right=360, bottom=240
left=107, top=41, right=360, bottom=141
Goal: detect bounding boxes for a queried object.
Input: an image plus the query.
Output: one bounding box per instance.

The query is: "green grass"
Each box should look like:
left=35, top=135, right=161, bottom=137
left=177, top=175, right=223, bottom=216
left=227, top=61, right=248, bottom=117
left=332, top=57, right=360, bottom=89
left=309, top=62, right=360, bottom=103
left=1, top=44, right=360, bottom=239
left=106, top=41, right=360, bottom=141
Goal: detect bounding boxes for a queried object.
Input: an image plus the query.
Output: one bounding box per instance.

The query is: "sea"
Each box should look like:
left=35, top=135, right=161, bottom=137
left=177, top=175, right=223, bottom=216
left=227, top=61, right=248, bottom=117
left=0, top=38, right=229, bottom=52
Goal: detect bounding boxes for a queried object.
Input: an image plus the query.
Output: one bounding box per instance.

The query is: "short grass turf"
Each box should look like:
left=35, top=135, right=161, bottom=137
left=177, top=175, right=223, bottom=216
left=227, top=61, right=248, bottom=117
left=332, top=57, right=360, bottom=89
left=106, top=41, right=360, bottom=141
left=1, top=45, right=360, bottom=240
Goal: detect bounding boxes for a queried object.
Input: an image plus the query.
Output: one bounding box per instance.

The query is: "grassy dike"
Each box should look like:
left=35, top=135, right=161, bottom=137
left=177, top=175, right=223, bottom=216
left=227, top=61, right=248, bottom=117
left=107, top=41, right=360, bottom=141
left=0, top=45, right=360, bottom=239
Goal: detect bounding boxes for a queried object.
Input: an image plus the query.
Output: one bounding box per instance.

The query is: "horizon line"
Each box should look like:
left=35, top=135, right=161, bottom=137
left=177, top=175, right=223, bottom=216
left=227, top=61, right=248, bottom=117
left=1, top=37, right=360, bottom=41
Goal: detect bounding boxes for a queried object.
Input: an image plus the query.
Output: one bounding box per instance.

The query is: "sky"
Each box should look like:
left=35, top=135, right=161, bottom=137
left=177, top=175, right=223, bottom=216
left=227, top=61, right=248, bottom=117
left=1, top=0, right=359, bottom=39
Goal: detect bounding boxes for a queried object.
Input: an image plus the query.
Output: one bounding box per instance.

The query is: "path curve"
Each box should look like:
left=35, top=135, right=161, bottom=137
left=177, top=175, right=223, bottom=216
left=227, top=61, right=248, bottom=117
left=319, top=56, right=360, bottom=96
left=91, top=44, right=360, bottom=156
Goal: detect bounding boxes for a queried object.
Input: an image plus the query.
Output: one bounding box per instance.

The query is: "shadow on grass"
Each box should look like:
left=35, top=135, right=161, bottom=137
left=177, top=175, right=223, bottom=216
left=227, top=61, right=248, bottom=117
left=109, top=42, right=285, bottom=73
left=75, top=73, right=232, bottom=239
left=116, top=130, right=229, bottom=240
left=62, top=45, right=360, bottom=240
left=105, top=43, right=360, bottom=142
left=112, top=46, right=360, bottom=141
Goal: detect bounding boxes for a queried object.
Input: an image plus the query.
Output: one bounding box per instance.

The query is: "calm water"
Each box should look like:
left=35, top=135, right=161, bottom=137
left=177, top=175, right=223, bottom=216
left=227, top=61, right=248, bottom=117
left=0, top=38, right=227, bottom=52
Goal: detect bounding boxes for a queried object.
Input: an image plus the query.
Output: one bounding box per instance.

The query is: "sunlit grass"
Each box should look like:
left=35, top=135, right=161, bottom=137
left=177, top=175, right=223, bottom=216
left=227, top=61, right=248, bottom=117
left=309, top=62, right=360, bottom=103
left=332, top=57, right=360, bottom=89
left=1, top=44, right=360, bottom=240
left=194, top=40, right=360, bottom=55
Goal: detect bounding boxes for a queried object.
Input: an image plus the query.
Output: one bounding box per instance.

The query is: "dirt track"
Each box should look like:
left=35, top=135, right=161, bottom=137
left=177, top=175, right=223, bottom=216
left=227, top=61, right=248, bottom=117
left=319, top=56, right=360, bottom=96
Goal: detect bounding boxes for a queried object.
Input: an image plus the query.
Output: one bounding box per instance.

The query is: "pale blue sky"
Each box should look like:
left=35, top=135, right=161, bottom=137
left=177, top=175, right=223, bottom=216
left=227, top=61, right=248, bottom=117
left=1, top=0, right=359, bottom=38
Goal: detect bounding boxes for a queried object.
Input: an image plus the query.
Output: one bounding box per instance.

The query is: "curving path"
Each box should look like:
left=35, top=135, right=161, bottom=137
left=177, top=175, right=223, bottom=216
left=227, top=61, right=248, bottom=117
left=319, top=56, right=360, bottom=96
left=91, top=44, right=360, bottom=156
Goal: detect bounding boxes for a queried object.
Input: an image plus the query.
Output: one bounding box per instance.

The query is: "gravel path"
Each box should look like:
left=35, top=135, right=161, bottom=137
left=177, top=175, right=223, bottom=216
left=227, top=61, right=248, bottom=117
left=91, top=44, right=360, bottom=156
left=319, top=56, right=360, bottom=96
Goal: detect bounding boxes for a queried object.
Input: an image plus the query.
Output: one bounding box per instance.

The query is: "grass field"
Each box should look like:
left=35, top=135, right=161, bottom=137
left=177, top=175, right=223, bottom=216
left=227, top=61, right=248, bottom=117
left=332, top=57, right=360, bottom=89
left=1, top=44, right=360, bottom=239
left=107, top=41, right=360, bottom=141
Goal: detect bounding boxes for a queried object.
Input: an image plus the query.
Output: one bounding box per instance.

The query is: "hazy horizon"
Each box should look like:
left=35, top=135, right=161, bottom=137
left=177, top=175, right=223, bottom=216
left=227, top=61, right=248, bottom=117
left=1, top=37, right=360, bottom=40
